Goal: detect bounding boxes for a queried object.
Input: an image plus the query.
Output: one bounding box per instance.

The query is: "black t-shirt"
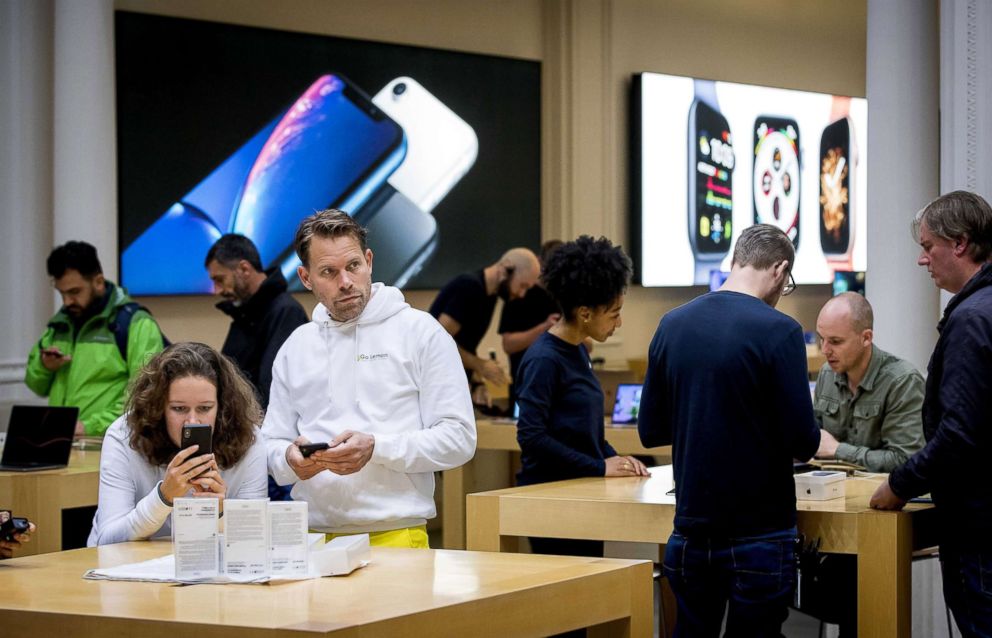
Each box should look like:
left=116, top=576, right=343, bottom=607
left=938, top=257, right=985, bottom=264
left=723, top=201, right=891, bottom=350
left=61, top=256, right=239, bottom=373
left=428, top=270, right=497, bottom=358
left=498, top=285, right=560, bottom=391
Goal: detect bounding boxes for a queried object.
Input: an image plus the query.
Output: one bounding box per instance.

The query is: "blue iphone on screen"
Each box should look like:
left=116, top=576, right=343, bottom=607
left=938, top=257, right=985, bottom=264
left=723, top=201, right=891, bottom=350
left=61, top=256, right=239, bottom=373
left=122, top=74, right=407, bottom=295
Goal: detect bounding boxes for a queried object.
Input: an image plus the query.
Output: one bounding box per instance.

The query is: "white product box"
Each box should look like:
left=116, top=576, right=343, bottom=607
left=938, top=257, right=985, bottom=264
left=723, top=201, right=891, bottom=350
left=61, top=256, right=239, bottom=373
left=310, top=534, right=371, bottom=576
left=794, top=471, right=846, bottom=501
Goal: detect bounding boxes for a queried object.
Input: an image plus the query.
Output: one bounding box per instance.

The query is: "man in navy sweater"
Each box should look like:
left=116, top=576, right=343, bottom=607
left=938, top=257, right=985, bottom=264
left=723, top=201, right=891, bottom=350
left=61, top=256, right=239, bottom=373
left=871, top=191, right=992, bottom=636
left=638, top=224, right=820, bottom=637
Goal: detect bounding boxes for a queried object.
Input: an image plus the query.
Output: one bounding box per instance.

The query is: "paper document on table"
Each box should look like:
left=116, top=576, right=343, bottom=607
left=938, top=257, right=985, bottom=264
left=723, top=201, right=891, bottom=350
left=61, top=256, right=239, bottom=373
left=83, top=534, right=369, bottom=584
left=83, top=553, right=267, bottom=584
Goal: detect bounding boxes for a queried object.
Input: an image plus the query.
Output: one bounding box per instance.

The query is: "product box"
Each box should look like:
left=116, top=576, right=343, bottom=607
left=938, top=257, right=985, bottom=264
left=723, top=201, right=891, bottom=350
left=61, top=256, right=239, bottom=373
left=794, top=470, right=846, bottom=501
left=310, top=534, right=372, bottom=576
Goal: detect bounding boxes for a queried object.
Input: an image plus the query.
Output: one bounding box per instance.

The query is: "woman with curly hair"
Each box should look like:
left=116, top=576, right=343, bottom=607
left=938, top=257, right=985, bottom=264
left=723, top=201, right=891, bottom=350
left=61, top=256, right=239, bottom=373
left=516, top=236, right=649, bottom=557
left=88, top=342, right=267, bottom=545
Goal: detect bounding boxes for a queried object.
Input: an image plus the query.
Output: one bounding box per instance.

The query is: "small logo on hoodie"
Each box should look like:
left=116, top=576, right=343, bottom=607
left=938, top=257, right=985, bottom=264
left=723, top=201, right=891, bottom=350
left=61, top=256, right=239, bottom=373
left=356, top=353, right=389, bottom=362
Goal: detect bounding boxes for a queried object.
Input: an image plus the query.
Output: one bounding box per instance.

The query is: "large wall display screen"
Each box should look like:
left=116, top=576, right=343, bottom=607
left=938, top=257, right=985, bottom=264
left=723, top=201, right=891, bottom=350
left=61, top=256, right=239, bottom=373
left=116, top=12, right=540, bottom=295
left=632, top=72, right=867, bottom=286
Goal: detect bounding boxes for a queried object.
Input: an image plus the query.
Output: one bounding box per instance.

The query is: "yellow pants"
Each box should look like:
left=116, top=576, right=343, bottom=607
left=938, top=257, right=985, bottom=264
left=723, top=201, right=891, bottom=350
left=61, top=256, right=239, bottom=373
left=323, top=525, right=429, bottom=549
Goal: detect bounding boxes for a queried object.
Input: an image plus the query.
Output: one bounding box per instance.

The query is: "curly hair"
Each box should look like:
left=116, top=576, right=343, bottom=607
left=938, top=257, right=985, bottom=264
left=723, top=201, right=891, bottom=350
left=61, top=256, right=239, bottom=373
left=126, top=342, right=261, bottom=469
left=542, top=236, right=632, bottom=320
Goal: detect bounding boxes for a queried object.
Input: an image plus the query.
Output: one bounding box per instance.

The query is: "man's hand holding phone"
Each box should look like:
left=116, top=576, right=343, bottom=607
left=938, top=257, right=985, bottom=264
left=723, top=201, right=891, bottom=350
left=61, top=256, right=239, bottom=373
left=287, top=436, right=332, bottom=480
left=308, top=431, right=375, bottom=476
left=40, top=346, right=71, bottom=372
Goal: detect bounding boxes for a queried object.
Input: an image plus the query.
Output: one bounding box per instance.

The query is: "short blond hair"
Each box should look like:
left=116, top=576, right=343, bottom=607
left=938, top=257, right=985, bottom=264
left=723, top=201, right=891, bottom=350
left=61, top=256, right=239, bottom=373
left=294, top=209, right=368, bottom=267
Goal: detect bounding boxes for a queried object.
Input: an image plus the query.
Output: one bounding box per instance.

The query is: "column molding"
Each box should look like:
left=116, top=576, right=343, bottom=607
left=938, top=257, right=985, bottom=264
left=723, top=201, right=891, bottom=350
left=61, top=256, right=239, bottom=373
left=52, top=0, right=117, bottom=277
left=939, top=0, right=992, bottom=197
left=0, top=0, right=55, bottom=386
left=542, top=0, right=615, bottom=242
left=865, top=0, right=941, bottom=373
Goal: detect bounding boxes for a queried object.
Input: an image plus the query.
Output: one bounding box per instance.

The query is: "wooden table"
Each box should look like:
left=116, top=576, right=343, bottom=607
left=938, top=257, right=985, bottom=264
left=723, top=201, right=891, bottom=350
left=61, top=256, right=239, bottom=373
left=0, top=448, right=101, bottom=556
left=0, top=542, right=653, bottom=637
left=467, top=466, right=938, bottom=638
left=442, top=418, right=671, bottom=549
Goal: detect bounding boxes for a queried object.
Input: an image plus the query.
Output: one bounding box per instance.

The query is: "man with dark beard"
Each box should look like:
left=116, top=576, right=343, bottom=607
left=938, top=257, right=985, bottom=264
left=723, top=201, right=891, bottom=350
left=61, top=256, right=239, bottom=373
left=25, top=241, right=165, bottom=437
left=205, top=234, right=308, bottom=408
left=429, top=248, right=540, bottom=406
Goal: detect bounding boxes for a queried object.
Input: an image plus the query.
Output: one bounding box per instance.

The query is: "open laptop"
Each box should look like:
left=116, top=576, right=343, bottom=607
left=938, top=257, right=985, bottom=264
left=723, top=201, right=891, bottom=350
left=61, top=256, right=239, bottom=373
left=0, top=405, right=78, bottom=471
left=611, top=383, right=642, bottom=425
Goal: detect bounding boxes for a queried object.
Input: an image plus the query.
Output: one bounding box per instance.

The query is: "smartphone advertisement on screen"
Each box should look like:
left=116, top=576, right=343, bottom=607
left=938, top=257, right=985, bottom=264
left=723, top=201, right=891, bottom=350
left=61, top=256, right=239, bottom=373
left=631, top=72, right=867, bottom=287
left=116, top=12, right=538, bottom=296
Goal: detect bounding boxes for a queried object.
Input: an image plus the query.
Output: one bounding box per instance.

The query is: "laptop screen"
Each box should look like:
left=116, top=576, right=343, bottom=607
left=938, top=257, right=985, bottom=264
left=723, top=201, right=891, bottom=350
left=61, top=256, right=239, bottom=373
left=1, top=405, right=78, bottom=468
left=611, top=383, right=642, bottom=425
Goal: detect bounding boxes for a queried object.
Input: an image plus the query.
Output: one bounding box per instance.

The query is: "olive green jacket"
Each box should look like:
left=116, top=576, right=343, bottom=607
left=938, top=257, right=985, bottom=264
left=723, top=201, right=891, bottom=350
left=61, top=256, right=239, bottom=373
left=25, top=283, right=164, bottom=436
left=813, top=344, right=925, bottom=472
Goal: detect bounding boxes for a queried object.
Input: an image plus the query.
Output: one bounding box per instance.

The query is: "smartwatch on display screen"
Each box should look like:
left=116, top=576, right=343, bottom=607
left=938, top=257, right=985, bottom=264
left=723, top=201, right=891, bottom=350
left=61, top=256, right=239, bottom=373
left=753, top=115, right=801, bottom=247
left=819, top=96, right=857, bottom=272
left=687, top=79, right=735, bottom=285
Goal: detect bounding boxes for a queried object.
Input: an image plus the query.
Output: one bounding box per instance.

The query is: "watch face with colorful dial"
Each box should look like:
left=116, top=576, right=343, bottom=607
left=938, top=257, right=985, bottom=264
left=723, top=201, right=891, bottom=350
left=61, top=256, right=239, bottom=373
left=688, top=100, right=735, bottom=255
left=819, top=117, right=852, bottom=256
left=753, top=116, right=801, bottom=246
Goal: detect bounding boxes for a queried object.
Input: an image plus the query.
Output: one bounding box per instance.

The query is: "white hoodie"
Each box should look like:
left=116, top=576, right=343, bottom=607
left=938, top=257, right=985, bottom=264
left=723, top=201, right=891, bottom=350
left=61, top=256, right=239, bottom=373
left=263, top=283, right=476, bottom=533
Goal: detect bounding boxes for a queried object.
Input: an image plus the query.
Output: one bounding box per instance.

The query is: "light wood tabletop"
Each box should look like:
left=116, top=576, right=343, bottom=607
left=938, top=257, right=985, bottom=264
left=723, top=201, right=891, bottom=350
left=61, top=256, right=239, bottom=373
left=467, top=466, right=938, bottom=638
left=0, top=541, right=653, bottom=637
left=0, top=448, right=101, bottom=555
left=441, top=418, right=671, bottom=549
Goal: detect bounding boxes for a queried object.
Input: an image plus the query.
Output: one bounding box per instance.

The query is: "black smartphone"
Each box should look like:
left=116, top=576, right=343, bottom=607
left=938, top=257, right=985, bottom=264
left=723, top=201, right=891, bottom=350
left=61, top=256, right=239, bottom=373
left=181, top=424, right=212, bottom=479
left=299, top=442, right=330, bottom=458
left=181, top=424, right=212, bottom=457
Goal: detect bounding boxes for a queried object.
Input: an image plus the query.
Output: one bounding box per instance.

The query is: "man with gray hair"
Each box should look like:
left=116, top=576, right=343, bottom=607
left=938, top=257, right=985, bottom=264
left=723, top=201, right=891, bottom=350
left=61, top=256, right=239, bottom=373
left=813, top=292, right=924, bottom=472
left=872, top=190, right=992, bottom=635
left=638, top=224, right=820, bottom=636
left=262, top=209, right=476, bottom=548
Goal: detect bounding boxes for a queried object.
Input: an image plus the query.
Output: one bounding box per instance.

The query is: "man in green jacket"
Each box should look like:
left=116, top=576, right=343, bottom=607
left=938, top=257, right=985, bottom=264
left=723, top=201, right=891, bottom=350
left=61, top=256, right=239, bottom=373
left=25, top=241, right=165, bottom=437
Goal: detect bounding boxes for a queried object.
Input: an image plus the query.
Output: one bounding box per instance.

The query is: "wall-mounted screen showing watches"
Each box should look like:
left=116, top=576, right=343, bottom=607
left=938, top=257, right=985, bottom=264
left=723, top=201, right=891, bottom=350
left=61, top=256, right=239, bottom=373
left=632, top=72, right=867, bottom=287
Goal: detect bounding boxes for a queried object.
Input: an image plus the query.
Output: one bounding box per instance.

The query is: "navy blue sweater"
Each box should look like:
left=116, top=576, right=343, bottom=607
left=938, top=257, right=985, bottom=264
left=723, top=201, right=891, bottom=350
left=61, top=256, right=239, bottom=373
left=890, top=263, right=992, bottom=548
left=638, top=291, right=820, bottom=537
left=516, top=332, right=618, bottom=486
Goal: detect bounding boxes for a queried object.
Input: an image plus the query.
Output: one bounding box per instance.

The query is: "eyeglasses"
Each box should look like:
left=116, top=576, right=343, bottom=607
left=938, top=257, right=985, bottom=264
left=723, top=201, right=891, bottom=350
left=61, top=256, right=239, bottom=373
left=782, top=272, right=797, bottom=296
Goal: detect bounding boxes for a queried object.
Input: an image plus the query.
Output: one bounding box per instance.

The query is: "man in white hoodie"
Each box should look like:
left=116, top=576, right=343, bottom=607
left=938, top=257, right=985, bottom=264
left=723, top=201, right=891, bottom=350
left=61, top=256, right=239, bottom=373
left=263, top=209, right=477, bottom=548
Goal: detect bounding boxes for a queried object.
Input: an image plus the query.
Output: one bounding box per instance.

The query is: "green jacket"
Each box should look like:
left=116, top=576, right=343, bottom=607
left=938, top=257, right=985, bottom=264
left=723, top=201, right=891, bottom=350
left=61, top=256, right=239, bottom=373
left=25, top=282, right=164, bottom=436
left=813, top=344, right=925, bottom=472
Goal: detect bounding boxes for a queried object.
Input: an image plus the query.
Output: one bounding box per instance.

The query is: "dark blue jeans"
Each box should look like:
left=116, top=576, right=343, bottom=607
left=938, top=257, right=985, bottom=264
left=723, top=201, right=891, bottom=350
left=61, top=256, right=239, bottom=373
left=940, top=547, right=992, bottom=638
left=664, top=527, right=797, bottom=638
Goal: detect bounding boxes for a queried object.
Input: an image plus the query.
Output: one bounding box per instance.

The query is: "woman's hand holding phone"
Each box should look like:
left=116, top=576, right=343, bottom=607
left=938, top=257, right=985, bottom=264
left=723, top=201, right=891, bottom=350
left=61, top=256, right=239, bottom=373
left=160, top=445, right=217, bottom=504
left=190, top=465, right=227, bottom=501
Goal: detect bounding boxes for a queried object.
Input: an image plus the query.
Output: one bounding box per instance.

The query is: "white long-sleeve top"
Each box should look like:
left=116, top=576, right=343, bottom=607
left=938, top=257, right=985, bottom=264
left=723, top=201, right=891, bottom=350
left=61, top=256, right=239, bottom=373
left=263, top=283, right=476, bottom=533
left=87, top=415, right=268, bottom=546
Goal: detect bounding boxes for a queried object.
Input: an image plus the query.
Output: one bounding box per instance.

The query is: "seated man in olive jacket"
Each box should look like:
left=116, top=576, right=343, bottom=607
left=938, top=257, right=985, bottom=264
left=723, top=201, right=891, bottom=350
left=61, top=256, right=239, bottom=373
left=813, top=292, right=924, bottom=472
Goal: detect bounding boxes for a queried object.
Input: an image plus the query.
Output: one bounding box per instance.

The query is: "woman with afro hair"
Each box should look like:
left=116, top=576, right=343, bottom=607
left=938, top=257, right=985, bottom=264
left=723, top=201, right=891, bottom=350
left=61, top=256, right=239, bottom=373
left=515, top=236, right=649, bottom=557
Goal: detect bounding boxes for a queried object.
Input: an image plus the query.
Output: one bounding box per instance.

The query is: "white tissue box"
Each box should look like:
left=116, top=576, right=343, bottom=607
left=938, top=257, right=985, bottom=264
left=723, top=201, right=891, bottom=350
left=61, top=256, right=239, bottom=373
left=794, top=471, right=846, bottom=501
left=310, top=534, right=371, bottom=576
